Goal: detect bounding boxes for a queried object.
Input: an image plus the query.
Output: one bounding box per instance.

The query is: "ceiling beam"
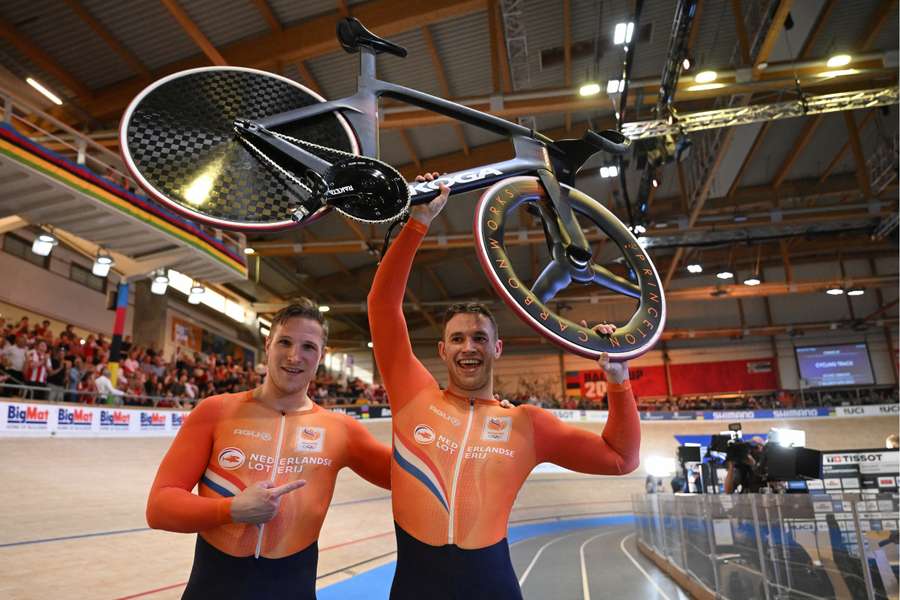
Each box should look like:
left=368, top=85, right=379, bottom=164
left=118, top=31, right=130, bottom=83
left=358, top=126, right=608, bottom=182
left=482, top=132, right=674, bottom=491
left=730, top=0, right=751, bottom=66
left=296, top=61, right=323, bottom=96
left=798, top=0, right=836, bottom=58
left=85, top=0, right=488, bottom=120
left=62, top=0, right=151, bottom=80
left=818, top=110, right=877, bottom=184
left=861, top=0, right=898, bottom=51
left=0, top=16, right=92, bottom=100
left=421, top=25, right=469, bottom=155
left=843, top=111, right=873, bottom=197
left=160, top=0, right=227, bottom=65
left=562, top=0, right=572, bottom=132
left=489, top=0, right=512, bottom=94
left=752, top=0, right=794, bottom=78
left=398, top=129, right=421, bottom=170
left=251, top=0, right=282, bottom=32
left=663, top=128, right=735, bottom=286
left=772, top=115, right=823, bottom=189
left=726, top=120, right=771, bottom=199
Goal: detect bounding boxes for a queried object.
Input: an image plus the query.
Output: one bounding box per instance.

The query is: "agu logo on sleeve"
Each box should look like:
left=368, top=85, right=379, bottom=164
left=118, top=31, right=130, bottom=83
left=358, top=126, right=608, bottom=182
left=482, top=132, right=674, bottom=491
left=296, top=427, right=325, bottom=453
left=57, top=407, right=93, bottom=430
left=140, top=412, right=167, bottom=430
left=481, top=416, right=511, bottom=442
left=6, top=404, right=49, bottom=429
left=414, top=424, right=436, bottom=445
left=218, top=447, right=246, bottom=470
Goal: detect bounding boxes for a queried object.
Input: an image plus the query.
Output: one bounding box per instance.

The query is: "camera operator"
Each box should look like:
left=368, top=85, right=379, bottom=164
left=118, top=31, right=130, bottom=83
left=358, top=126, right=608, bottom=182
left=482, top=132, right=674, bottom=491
left=723, top=437, right=765, bottom=493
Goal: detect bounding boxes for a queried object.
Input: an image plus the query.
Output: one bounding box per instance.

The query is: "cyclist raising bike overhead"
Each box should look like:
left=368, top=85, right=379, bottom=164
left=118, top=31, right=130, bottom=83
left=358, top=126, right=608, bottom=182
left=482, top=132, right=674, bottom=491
left=368, top=173, right=641, bottom=599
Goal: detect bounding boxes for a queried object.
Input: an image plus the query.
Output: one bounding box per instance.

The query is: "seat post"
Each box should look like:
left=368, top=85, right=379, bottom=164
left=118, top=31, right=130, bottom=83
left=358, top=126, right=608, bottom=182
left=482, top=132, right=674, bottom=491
left=359, top=48, right=376, bottom=81
left=352, top=47, right=379, bottom=158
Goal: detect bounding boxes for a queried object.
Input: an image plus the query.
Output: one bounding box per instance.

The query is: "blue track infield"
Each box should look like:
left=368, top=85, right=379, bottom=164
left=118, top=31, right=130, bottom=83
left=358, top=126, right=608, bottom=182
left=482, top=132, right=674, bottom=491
left=317, top=514, right=634, bottom=599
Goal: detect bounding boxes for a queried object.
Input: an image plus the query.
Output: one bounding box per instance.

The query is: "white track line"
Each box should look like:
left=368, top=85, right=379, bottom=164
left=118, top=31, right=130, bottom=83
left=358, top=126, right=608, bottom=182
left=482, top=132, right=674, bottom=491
left=517, top=532, right=580, bottom=586
left=618, top=532, right=674, bottom=600
left=578, top=529, right=626, bottom=600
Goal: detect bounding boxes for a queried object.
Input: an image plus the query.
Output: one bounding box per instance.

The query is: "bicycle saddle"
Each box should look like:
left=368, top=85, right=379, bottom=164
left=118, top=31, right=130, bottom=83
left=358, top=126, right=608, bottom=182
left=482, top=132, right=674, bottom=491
left=337, top=18, right=408, bottom=57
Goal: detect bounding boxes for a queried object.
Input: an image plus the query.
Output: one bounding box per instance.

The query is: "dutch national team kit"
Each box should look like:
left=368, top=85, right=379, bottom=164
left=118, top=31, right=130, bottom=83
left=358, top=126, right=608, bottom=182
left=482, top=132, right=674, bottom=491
left=146, top=391, right=391, bottom=599
left=369, top=219, right=641, bottom=599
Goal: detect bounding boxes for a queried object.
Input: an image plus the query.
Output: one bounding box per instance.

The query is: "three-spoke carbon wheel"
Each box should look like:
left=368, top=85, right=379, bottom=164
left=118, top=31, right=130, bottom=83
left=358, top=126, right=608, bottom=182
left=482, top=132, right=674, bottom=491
left=474, top=176, right=666, bottom=360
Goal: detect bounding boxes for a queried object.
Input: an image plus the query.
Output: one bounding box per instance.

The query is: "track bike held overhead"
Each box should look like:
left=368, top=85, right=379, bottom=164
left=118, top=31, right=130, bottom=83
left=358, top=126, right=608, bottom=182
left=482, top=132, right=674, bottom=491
left=121, top=17, right=666, bottom=360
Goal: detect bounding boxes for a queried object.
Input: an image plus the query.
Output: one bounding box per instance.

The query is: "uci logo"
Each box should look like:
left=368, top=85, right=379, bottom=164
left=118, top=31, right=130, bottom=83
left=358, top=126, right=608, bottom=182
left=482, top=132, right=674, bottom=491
left=217, top=447, right=245, bottom=470
left=414, top=424, right=436, bottom=445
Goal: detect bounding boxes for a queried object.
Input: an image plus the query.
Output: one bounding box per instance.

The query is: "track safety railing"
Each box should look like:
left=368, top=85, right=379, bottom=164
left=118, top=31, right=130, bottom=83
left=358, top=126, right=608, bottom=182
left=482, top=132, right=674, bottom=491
left=632, top=492, right=899, bottom=600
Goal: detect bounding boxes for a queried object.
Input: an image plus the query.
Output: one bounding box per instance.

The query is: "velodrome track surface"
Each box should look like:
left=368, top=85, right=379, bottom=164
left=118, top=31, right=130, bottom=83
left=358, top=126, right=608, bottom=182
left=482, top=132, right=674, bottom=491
left=0, top=430, right=690, bottom=599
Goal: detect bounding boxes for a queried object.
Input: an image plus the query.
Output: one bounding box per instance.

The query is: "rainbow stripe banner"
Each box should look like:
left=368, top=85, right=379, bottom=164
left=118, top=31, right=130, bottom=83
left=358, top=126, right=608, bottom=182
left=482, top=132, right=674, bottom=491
left=0, top=124, right=247, bottom=278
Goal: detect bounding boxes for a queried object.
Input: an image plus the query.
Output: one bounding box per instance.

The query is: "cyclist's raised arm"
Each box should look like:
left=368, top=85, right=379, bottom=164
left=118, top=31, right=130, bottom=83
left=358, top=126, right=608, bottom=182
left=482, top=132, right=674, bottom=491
left=366, top=176, right=449, bottom=413
left=525, top=354, right=640, bottom=474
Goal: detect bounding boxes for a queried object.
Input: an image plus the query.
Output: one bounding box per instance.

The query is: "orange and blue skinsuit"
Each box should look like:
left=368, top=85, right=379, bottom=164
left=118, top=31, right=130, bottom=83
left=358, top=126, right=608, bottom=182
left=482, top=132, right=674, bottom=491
left=368, top=219, right=641, bottom=599
left=146, top=391, right=390, bottom=599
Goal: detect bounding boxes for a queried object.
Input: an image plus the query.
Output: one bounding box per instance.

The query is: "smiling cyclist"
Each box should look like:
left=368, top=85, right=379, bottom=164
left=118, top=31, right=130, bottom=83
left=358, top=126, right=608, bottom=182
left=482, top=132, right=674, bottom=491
left=146, top=299, right=391, bottom=600
left=368, top=173, right=641, bottom=599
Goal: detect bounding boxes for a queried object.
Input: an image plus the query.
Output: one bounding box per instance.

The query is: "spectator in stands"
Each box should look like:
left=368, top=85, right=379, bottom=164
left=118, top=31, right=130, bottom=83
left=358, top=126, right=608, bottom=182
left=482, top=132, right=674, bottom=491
left=46, top=347, right=66, bottom=402
left=2, top=334, right=28, bottom=390
left=25, top=339, right=51, bottom=400
left=95, top=368, right=124, bottom=405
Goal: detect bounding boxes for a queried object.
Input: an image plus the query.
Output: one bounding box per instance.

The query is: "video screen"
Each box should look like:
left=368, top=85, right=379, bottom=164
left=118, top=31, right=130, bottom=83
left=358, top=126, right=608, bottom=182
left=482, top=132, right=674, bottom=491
left=795, top=343, right=875, bottom=387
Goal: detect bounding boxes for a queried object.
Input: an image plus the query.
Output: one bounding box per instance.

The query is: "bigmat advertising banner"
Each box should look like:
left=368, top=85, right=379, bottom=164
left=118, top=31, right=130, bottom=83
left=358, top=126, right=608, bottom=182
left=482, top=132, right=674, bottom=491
left=2, top=400, right=897, bottom=437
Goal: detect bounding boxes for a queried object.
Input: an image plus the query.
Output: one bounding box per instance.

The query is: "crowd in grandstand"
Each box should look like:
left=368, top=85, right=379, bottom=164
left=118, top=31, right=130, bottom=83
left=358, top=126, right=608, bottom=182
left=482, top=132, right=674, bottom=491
left=0, top=315, right=379, bottom=408
left=1, top=314, right=896, bottom=411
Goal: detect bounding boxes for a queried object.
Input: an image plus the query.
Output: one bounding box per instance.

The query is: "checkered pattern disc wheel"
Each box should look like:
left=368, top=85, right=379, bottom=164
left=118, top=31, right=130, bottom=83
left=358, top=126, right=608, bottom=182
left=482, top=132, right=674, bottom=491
left=121, top=66, right=358, bottom=231
left=474, top=176, right=666, bottom=361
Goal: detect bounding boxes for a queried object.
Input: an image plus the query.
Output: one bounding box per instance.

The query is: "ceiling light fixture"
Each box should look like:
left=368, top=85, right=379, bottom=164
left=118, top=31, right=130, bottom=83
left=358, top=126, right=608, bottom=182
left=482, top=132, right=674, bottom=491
left=188, top=283, right=205, bottom=304
left=743, top=246, right=762, bottom=286
left=826, top=286, right=844, bottom=295
left=318, top=305, right=331, bottom=313
left=579, top=82, right=601, bottom=96
left=687, top=263, right=703, bottom=274
left=716, top=270, right=734, bottom=280
left=613, top=22, right=634, bottom=45
left=847, top=288, right=865, bottom=296
left=694, top=70, right=717, bottom=83
left=150, top=270, right=169, bottom=295
left=826, top=54, right=852, bottom=68
left=31, top=231, right=58, bottom=257
left=26, top=77, right=63, bottom=105
left=91, top=248, right=115, bottom=278
left=243, top=247, right=255, bottom=255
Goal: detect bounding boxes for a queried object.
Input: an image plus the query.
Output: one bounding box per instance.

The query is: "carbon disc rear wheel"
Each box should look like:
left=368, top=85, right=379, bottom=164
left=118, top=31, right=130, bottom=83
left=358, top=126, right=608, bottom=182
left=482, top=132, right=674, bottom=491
left=120, top=66, right=359, bottom=232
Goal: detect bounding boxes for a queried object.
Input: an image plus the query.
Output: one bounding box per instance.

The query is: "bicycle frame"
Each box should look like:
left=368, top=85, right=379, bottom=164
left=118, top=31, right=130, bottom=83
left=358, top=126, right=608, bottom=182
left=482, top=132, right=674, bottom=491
left=252, top=49, right=554, bottom=205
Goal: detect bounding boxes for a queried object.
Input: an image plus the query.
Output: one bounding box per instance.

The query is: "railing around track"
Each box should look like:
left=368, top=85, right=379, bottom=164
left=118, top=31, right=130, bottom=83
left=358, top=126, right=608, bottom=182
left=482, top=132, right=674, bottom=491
left=632, top=492, right=899, bottom=600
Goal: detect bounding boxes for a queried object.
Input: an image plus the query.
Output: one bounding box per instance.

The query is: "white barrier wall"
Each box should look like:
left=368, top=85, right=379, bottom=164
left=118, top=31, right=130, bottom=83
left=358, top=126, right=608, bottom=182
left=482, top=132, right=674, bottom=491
left=3, top=399, right=897, bottom=438
left=1, top=401, right=183, bottom=437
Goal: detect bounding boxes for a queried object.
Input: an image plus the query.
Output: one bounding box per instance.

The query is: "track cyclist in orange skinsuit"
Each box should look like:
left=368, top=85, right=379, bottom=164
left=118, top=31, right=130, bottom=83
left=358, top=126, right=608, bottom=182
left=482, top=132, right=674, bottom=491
left=368, top=174, right=642, bottom=599
left=146, top=300, right=391, bottom=600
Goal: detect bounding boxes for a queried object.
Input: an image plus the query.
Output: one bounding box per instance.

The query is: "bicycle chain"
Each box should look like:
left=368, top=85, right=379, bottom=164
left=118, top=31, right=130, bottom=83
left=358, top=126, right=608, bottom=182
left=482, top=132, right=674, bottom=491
left=243, top=128, right=410, bottom=224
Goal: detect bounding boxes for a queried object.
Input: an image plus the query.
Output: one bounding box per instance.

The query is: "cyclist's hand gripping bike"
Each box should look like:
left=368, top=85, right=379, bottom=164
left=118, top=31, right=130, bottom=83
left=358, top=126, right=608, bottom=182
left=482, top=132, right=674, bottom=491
left=121, top=17, right=666, bottom=360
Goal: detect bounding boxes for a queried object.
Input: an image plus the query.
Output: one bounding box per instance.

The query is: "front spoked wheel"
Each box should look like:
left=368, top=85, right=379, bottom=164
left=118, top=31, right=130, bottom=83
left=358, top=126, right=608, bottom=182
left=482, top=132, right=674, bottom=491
left=474, top=176, right=666, bottom=360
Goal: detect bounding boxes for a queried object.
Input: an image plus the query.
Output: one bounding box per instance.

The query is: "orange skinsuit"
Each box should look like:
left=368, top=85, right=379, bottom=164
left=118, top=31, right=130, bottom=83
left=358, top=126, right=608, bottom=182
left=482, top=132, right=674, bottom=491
left=368, top=218, right=641, bottom=550
left=146, top=391, right=391, bottom=558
